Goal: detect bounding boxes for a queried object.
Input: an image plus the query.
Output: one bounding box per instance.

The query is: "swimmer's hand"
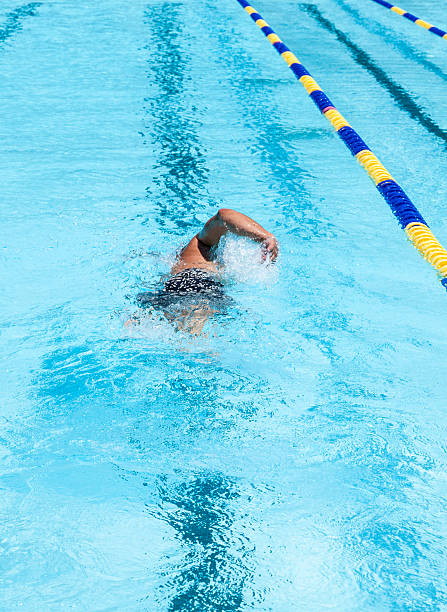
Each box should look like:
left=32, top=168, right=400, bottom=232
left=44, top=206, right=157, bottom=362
left=261, top=234, right=279, bottom=262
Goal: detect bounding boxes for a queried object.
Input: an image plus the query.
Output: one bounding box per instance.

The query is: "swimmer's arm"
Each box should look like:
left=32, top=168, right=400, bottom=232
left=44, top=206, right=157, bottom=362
left=198, top=209, right=278, bottom=260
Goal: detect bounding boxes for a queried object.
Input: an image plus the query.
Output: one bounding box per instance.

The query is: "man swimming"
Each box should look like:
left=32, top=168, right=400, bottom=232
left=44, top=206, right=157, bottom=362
left=134, top=209, right=278, bottom=333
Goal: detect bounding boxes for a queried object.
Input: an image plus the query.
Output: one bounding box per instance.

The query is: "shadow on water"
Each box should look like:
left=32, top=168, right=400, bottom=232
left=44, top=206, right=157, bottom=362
left=332, top=0, right=447, bottom=83
left=153, top=473, right=251, bottom=612
left=0, top=2, right=41, bottom=47
left=300, top=4, right=447, bottom=149
left=142, top=3, right=210, bottom=232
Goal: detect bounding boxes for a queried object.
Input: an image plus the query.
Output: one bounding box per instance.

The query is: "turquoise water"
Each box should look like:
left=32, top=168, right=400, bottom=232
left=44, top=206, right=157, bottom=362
left=2, top=0, right=447, bottom=609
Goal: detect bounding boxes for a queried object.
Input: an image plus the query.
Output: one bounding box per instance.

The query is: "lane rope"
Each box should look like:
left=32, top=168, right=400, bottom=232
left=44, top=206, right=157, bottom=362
left=369, top=0, right=447, bottom=41
left=236, top=0, right=447, bottom=290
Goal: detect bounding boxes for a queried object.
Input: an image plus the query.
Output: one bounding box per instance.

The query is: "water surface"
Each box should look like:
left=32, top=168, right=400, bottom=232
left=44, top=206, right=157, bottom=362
left=1, top=0, right=447, bottom=609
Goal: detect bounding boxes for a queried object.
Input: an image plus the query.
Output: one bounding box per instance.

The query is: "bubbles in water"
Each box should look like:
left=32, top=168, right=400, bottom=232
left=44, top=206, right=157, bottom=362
left=217, top=235, right=279, bottom=287
left=119, top=308, right=176, bottom=341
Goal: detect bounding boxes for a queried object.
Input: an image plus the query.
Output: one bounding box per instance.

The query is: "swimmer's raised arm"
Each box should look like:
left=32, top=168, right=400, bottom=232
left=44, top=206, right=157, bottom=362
left=198, top=209, right=278, bottom=260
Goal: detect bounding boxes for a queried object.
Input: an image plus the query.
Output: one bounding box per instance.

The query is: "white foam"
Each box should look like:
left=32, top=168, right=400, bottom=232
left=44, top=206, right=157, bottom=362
left=217, top=235, right=279, bottom=286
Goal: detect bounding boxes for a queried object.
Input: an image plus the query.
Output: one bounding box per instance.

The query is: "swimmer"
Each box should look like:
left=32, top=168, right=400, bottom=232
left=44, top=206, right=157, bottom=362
left=131, top=209, right=278, bottom=334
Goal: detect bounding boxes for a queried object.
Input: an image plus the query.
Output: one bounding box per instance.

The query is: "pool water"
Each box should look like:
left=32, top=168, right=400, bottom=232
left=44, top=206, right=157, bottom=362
left=2, top=0, right=447, bottom=609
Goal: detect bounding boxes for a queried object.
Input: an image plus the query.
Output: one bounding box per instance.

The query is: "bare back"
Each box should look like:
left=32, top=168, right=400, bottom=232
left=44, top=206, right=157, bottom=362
left=171, top=235, right=218, bottom=275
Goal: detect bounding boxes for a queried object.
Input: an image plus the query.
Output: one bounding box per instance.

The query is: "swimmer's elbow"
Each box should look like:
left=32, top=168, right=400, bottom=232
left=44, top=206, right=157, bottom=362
left=198, top=210, right=230, bottom=246
left=216, top=209, right=240, bottom=232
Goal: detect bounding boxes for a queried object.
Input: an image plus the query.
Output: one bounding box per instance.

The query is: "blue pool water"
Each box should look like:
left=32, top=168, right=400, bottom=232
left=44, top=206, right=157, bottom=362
left=2, top=0, right=447, bottom=609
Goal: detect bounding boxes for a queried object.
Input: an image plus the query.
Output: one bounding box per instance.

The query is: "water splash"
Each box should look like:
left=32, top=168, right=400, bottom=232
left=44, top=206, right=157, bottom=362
left=217, top=235, right=279, bottom=287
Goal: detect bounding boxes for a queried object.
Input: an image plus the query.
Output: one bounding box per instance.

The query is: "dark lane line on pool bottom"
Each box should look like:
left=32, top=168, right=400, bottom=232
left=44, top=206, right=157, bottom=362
left=300, top=3, right=447, bottom=149
left=0, top=2, right=41, bottom=48
left=138, top=5, right=253, bottom=608
left=334, top=0, right=447, bottom=84
left=141, top=2, right=212, bottom=233
left=152, top=472, right=249, bottom=612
